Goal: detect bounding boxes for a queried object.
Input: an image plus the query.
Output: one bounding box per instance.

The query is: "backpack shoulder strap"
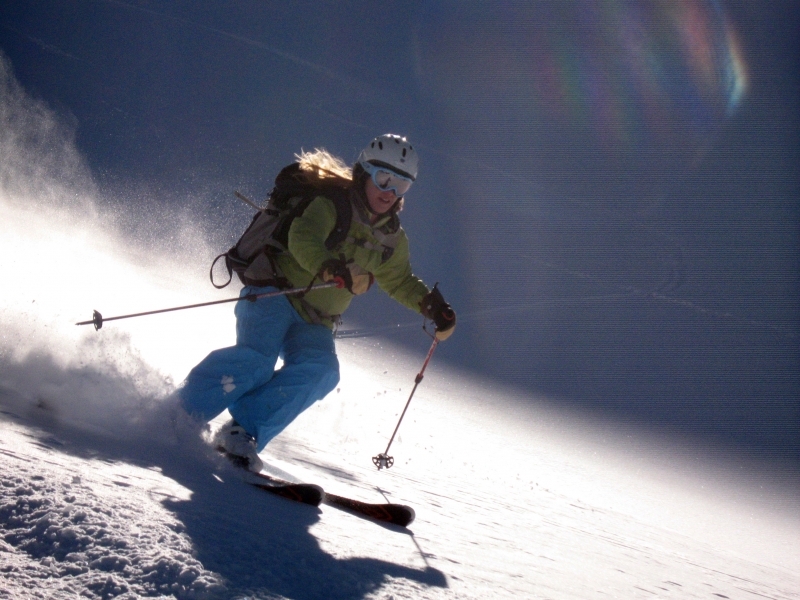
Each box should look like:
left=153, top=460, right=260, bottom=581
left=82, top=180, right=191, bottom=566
left=324, top=189, right=352, bottom=250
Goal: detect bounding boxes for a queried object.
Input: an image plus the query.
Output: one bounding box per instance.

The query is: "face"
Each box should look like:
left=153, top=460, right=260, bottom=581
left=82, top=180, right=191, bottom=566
left=364, top=177, right=400, bottom=215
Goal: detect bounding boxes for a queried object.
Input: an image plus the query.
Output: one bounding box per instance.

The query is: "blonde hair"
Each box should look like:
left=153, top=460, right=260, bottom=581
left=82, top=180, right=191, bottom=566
left=294, top=147, right=405, bottom=213
left=295, top=148, right=352, bottom=187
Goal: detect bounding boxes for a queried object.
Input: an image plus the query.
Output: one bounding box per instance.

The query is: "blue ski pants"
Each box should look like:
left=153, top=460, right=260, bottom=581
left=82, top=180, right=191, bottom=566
left=179, top=286, right=339, bottom=451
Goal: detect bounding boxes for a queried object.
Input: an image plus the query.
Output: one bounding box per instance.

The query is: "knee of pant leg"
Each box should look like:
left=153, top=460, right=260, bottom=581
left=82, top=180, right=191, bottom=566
left=292, top=351, right=339, bottom=399
left=180, top=345, right=278, bottom=421
left=311, top=353, right=340, bottom=395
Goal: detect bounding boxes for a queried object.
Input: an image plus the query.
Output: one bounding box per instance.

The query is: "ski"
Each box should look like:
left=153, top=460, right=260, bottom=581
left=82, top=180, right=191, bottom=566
left=218, top=448, right=325, bottom=506
left=247, top=471, right=415, bottom=528
left=219, top=449, right=415, bottom=527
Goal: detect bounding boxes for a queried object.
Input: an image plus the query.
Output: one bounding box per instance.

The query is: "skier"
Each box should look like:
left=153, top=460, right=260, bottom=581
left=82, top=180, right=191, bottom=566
left=178, top=134, right=456, bottom=471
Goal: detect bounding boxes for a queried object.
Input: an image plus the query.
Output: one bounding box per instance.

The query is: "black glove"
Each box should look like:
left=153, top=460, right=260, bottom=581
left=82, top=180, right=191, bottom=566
left=320, top=256, right=353, bottom=292
left=420, top=284, right=456, bottom=341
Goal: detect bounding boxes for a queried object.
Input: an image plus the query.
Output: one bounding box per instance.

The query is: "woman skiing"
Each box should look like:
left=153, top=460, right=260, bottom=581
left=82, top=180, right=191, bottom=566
left=178, top=134, right=456, bottom=471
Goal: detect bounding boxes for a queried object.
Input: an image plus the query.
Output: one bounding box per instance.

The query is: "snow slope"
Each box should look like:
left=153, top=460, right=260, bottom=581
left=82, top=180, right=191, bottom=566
left=0, top=204, right=798, bottom=598
left=1, top=334, right=799, bottom=599
left=1, top=52, right=798, bottom=599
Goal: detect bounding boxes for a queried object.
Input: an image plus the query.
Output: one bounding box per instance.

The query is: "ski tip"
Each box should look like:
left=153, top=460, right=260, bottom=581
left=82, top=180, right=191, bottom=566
left=323, top=493, right=416, bottom=528
left=388, top=504, right=415, bottom=527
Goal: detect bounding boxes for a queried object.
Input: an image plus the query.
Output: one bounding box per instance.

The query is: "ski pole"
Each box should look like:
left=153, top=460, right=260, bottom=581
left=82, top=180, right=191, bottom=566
left=372, top=336, right=440, bottom=470
left=75, top=281, right=339, bottom=330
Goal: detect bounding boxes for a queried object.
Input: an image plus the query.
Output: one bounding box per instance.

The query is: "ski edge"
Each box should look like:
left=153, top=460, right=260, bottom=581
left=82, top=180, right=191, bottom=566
left=242, top=471, right=324, bottom=507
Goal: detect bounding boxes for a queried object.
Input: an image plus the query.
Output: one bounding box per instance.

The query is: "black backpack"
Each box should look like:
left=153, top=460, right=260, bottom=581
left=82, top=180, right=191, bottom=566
left=210, top=163, right=352, bottom=289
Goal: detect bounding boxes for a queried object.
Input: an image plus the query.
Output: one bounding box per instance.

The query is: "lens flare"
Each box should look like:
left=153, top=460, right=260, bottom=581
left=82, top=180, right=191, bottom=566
left=415, top=0, right=748, bottom=155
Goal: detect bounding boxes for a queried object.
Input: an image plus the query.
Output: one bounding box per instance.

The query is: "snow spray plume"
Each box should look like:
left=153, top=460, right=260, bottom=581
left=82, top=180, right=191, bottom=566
left=0, top=52, right=96, bottom=216
left=0, top=51, right=228, bottom=443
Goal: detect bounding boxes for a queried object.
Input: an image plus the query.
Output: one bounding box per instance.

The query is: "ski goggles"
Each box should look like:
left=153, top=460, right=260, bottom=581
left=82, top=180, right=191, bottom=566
left=360, top=161, right=414, bottom=197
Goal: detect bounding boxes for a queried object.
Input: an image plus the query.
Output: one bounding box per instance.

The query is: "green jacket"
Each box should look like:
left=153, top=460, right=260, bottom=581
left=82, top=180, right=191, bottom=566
left=275, top=193, right=430, bottom=327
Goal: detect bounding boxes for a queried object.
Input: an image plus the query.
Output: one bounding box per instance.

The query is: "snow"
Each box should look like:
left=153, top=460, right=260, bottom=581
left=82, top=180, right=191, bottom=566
left=1, top=56, right=799, bottom=600
left=0, top=422, right=221, bottom=599
left=1, top=328, right=799, bottom=598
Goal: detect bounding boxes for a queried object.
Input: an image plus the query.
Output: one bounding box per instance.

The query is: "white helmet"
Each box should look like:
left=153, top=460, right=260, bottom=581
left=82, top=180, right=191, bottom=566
left=358, top=134, right=418, bottom=181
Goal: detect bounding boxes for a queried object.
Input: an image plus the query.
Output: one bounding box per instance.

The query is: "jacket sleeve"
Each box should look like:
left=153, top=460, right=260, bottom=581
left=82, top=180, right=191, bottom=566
left=372, top=231, right=430, bottom=314
left=286, top=196, right=339, bottom=276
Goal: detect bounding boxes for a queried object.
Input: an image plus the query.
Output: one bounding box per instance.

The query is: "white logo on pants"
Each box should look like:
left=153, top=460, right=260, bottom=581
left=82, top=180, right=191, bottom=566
left=221, top=375, right=236, bottom=394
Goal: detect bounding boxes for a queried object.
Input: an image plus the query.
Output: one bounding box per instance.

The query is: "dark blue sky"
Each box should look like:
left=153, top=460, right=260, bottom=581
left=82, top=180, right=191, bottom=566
left=1, top=0, right=797, bottom=464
